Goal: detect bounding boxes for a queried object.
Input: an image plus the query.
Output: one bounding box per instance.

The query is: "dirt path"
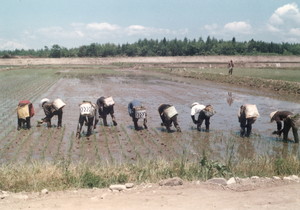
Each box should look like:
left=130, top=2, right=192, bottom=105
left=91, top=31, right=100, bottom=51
left=1, top=181, right=300, bottom=210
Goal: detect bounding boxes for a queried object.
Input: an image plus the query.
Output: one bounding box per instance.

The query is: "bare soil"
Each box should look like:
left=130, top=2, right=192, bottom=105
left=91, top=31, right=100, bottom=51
left=1, top=181, right=300, bottom=210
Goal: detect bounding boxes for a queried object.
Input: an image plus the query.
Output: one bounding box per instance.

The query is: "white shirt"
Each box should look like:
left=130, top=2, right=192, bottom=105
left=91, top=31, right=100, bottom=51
left=191, top=103, right=205, bottom=116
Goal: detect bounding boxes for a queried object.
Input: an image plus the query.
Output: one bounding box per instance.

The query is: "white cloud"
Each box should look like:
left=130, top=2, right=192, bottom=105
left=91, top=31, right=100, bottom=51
left=224, top=21, right=252, bottom=34
left=127, top=25, right=146, bottom=30
left=267, top=3, right=300, bottom=42
left=126, top=25, right=148, bottom=35
left=124, top=25, right=183, bottom=36
left=289, top=28, right=300, bottom=36
left=37, top=27, right=73, bottom=38
left=13, top=22, right=188, bottom=49
left=86, top=22, right=119, bottom=31
left=204, top=24, right=218, bottom=32
left=266, top=24, right=280, bottom=32
left=0, top=40, right=28, bottom=50
left=269, top=3, right=300, bottom=25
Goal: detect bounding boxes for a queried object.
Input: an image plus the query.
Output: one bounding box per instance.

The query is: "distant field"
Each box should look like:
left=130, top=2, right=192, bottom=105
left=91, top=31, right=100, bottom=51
left=184, top=67, right=300, bottom=82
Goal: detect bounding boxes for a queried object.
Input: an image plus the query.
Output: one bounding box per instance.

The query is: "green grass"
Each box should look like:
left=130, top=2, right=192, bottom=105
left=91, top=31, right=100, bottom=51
left=0, top=153, right=299, bottom=192
left=189, top=67, right=300, bottom=82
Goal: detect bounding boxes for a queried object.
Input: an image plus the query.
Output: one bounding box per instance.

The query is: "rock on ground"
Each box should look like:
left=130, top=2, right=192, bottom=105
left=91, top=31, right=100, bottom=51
left=159, top=177, right=183, bottom=186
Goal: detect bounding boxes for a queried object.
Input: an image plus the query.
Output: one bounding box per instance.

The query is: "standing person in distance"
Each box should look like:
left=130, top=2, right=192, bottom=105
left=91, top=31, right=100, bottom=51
left=228, top=60, right=234, bottom=75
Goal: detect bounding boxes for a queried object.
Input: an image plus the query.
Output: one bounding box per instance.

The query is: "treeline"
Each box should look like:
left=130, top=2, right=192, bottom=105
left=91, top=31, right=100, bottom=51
left=1, top=37, right=300, bottom=58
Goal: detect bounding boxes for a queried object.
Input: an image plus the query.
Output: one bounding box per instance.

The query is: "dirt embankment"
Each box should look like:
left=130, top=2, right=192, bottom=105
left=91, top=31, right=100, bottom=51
left=1, top=55, right=300, bottom=66
left=168, top=69, right=300, bottom=95
left=1, top=178, right=300, bottom=210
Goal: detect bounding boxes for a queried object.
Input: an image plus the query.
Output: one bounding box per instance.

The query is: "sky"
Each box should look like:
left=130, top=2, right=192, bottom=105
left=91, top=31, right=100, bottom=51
left=0, top=0, right=300, bottom=50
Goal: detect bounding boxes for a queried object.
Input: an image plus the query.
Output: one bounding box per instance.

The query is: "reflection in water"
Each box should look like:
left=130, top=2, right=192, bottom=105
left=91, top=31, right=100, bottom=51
left=226, top=92, right=234, bottom=106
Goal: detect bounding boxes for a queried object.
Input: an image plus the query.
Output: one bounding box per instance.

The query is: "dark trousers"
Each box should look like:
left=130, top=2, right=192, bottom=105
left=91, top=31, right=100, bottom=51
left=197, top=112, right=210, bottom=131
left=131, top=109, right=147, bottom=130
left=17, top=117, right=31, bottom=130
left=77, top=115, right=95, bottom=137
left=132, top=117, right=147, bottom=130
left=240, top=117, right=256, bottom=137
left=99, top=106, right=117, bottom=126
left=44, top=109, right=63, bottom=128
left=283, top=117, right=299, bottom=143
left=161, top=115, right=181, bottom=132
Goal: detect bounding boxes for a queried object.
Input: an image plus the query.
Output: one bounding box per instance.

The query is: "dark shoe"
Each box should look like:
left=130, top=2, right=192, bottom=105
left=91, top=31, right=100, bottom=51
left=113, top=121, right=117, bottom=126
left=197, top=124, right=201, bottom=131
left=166, top=127, right=172, bottom=133
left=76, top=132, right=81, bottom=139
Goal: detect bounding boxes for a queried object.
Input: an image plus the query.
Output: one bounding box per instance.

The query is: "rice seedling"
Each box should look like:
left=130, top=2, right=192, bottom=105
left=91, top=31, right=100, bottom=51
left=67, top=132, right=75, bottom=163
left=100, top=126, right=114, bottom=163
left=121, top=124, right=142, bottom=162
left=133, top=130, right=152, bottom=157
left=53, top=126, right=66, bottom=163
left=25, top=128, right=42, bottom=163
left=92, top=132, right=102, bottom=162
left=111, top=125, right=128, bottom=161
left=40, top=128, right=55, bottom=161
left=11, top=129, right=34, bottom=162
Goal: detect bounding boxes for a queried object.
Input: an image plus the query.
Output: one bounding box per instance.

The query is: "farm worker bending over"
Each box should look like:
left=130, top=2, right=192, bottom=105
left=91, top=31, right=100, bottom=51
left=270, top=111, right=299, bottom=143
left=40, top=98, right=66, bottom=128
left=17, top=100, right=35, bottom=130
left=158, top=104, right=181, bottom=133
left=96, top=96, right=117, bottom=126
left=128, top=100, right=147, bottom=130
left=76, top=101, right=99, bottom=138
left=238, top=104, right=259, bottom=137
left=191, top=102, right=216, bottom=132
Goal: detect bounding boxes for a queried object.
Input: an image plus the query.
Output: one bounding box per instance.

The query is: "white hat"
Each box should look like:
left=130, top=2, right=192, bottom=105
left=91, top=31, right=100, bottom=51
left=190, top=102, right=200, bottom=108
left=270, top=111, right=278, bottom=122
left=40, top=98, right=50, bottom=107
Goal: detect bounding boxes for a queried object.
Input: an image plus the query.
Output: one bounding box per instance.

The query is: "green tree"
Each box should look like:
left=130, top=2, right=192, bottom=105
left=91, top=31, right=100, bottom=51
left=49, top=44, right=62, bottom=58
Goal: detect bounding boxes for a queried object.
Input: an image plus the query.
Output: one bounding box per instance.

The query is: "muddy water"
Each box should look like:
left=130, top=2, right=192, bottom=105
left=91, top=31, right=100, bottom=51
left=2, top=73, right=300, bottom=163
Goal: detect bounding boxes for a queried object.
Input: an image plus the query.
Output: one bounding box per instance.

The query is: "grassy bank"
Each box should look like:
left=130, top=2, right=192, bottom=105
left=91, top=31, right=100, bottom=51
left=140, top=66, right=300, bottom=95
left=178, top=70, right=300, bottom=94
left=0, top=154, right=299, bottom=193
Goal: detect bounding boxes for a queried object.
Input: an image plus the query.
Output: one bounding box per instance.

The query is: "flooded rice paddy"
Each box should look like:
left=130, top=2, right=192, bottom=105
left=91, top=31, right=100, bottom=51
left=0, top=72, right=299, bottom=164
